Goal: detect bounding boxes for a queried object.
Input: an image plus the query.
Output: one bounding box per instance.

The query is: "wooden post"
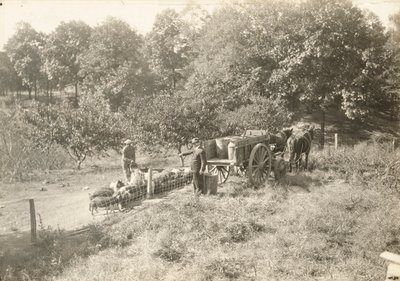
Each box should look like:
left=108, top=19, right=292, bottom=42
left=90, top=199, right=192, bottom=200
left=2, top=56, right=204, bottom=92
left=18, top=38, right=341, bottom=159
left=380, top=251, right=400, bottom=281
left=29, top=199, right=37, bottom=244
left=393, top=137, right=396, bottom=152
left=334, top=133, right=338, bottom=150
left=147, top=167, right=153, bottom=198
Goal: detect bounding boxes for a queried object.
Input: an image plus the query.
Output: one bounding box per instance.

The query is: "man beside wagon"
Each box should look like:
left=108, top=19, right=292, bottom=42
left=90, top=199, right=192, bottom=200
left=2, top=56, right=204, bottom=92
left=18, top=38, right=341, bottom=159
left=179, top=137, right=207, bottom=194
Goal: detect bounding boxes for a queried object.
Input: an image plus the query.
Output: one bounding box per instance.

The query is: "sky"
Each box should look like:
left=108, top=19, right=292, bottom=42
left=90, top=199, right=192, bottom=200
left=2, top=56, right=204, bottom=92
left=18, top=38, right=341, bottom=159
left=0, top=0, right=400, bottom=51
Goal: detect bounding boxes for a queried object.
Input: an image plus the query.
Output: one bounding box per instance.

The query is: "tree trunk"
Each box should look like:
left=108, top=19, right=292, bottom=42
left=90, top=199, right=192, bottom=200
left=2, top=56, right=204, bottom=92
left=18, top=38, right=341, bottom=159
left=28, top=88, right=32, bottom=99
left=178, top=144, right=184, bottom=167
left=172, top=68, right=176, bottom=92
left=46, top=80, right=49, bottom=104
left=320, top=109, right=325, bottom=149
left=74, top=83, right=78, bottom=107
left=34, top=81, right=37, bottom=100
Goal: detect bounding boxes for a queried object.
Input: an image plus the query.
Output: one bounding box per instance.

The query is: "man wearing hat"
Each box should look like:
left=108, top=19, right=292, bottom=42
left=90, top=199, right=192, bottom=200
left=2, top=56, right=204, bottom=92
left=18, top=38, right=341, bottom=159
left=179, top=137, right=207, bottom=193
left=122, top=139, right=136, bottom=182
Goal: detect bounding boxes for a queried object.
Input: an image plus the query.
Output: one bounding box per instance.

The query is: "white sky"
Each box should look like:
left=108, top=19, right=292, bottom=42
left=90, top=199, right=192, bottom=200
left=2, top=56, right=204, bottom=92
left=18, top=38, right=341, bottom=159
left=0, top=0, right=400, bottom=51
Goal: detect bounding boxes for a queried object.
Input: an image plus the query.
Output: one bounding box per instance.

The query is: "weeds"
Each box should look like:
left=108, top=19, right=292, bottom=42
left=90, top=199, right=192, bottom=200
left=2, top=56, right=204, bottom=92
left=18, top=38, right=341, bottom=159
left=0, top=223, right=118, bottom=281
left=2, top=141, right=399, bottom=281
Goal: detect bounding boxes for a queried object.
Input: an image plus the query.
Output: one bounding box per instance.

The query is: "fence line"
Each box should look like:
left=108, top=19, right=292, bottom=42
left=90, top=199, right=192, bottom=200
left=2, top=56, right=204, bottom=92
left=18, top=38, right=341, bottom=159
left=315, top=133, right=399, bottom=151
left=0, top=167, right=194, bottom=244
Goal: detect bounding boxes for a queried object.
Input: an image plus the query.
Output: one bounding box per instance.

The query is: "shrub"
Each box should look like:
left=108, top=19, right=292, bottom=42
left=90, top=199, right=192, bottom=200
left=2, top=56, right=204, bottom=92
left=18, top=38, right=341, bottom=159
left=0, top=223, right=119, bottom=281
left=22, top=93, right=125, bottom=169
left=0, top=108, right=69, bottom=181
left=309, top=141, right=399, bottom=188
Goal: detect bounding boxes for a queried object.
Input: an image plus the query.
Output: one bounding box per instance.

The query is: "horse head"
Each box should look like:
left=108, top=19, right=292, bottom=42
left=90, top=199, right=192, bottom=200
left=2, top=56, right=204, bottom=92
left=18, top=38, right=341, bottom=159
left=283, top=128, right=294, bottom=140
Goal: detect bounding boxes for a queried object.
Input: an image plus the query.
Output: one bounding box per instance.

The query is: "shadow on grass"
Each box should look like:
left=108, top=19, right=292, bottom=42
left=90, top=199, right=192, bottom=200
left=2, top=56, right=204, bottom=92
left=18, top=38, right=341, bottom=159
left=277, top=173, right=322, bottom=192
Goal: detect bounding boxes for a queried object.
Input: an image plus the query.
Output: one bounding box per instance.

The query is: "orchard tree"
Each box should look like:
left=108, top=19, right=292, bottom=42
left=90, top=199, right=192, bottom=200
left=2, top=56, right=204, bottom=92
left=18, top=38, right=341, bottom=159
left=146, top=9, right=190, bottom=94
left=269, top=0, right=391, bottom=147
left=185, top=2, right=290, bottom=108
left=125, top=95, right=219, bottom=156
left=79, top=17, right=149, bottom=110
left=218, top=96, right=293, bottom=135
left=4, top=22, right=45, bottom=99
left=22, top=93, right=125, bottom=169
left=386, top=11, right=400, bottom=119
left=42, top=21, right=91, bottom=105
left=0, top=52, right=20, bottom=96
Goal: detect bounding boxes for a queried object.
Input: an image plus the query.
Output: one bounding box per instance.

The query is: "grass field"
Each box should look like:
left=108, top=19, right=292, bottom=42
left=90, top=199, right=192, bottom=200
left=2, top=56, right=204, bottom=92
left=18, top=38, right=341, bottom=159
left=1, top=93, right=399, bottom=280
left=1, top=142, right=399, bottom=281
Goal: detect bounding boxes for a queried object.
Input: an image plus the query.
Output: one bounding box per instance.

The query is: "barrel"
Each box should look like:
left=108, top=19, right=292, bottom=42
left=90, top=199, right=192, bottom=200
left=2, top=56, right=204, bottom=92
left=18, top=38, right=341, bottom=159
left=202, top=173, right=218, bottom=195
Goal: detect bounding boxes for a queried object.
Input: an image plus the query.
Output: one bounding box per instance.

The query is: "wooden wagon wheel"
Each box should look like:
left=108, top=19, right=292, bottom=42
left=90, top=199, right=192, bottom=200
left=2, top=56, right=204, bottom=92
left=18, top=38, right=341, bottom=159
left=248, top=143, right=272, bottom=187
left=208, top=165, right=230, bottom=184
left=274, top=158, right=286, bottom=180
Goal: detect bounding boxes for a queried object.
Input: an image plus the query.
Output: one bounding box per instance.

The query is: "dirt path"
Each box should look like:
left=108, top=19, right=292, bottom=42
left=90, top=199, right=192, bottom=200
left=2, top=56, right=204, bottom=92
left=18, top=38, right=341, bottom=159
left=0, top=155, right=184, bottom=251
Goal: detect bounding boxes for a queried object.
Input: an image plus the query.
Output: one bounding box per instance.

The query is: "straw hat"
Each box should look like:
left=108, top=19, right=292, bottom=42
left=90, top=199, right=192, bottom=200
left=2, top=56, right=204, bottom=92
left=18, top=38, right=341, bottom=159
left=124, top=139, right=133, bottom=145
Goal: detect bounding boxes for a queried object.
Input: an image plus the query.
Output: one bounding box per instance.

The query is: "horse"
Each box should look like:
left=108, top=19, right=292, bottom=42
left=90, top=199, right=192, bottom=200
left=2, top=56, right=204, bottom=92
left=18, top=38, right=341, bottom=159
left=288, top=126, right=315, bottom=172
left=271, top=128, right=293, bottom=156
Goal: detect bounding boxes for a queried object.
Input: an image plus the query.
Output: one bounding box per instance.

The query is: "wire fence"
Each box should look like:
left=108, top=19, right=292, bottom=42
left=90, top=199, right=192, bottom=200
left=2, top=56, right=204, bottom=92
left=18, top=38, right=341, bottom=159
left=0, top=167, right=194, bottom=244
left=1, top=133, right=398, bottom=244
left=313, top=132, right=399, bottom=150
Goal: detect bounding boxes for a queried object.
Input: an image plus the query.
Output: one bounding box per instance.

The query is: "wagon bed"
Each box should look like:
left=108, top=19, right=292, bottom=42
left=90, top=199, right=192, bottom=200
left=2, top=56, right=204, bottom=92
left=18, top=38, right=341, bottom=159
left=203, top=132, right=286, bottom=187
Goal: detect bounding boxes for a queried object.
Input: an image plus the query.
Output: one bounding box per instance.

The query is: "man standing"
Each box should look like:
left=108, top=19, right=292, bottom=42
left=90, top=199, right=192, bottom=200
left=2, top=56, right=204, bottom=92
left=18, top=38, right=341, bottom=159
left=122, top=139, right=136, bottom=182
left=179, top=138, right=206, bottom=193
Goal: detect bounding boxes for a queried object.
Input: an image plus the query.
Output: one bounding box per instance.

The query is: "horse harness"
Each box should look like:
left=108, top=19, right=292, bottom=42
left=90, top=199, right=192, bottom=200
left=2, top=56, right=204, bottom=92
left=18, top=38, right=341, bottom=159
left=274, top=131, right=288, bottom=153
left=291, top=130, right=313, bottom=164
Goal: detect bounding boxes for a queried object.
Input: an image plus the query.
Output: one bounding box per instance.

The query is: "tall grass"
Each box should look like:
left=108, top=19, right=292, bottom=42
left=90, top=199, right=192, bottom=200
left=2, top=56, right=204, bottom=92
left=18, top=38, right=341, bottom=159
left=309, top=142, right=399, bottom=189
left=1, top=141, right=399, bottom=281
left=0, top=223, right=122, bottom=281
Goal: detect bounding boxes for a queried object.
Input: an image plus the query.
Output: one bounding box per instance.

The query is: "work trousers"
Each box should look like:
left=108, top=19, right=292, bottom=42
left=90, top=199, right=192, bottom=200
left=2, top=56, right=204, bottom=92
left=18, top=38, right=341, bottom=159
left=192, top=172, right=204, bottom=194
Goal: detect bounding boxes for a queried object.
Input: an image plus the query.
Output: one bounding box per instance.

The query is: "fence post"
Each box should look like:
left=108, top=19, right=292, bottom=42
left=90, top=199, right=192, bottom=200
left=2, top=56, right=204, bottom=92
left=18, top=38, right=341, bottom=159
left=393, top=137, right=396, bottom=152
left=147, top=167, right=153, bottom=198
left=29, top=199, right=37, bottom=244
left=334, top=133, right=338, bottom=150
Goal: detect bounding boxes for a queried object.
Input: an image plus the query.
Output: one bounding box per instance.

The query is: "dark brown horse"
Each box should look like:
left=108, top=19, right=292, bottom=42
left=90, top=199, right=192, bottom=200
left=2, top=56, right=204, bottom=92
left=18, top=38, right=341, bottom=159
left=271, top=128, right=293, bottom=155
left=288, top=126, right=314, bottom=172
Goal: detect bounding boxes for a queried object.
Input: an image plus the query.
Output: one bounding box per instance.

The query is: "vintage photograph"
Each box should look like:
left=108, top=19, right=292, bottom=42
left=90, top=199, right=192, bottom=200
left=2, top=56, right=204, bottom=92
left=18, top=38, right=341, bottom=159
left=0, top=0, right=400, bottom=280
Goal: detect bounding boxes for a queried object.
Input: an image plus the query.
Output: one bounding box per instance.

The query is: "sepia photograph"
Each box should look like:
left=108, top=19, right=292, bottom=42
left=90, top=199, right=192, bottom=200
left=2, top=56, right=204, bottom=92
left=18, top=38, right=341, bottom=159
left=0, top=0, right=400, bottom=280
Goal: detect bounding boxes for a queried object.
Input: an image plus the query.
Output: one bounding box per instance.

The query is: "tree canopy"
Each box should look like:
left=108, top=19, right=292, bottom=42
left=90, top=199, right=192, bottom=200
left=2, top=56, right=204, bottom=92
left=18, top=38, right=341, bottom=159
left=4, top=22, right=45, bottom=99
left=42, top=20, right=91, bottom=105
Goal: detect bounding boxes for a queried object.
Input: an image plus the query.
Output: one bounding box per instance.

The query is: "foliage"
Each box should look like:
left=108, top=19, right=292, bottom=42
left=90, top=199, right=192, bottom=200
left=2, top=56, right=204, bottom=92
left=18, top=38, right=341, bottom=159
left=79, top=17, right=150, bottom=110
left=146, top=9, right=190, bottom=94
left=0, top=223, right=120, bottom=281
left=4, top=22, right=45, bottom=98
left=0, top=108, right=67, bottom=181
left=0, top=52, right=21, bottom=95
left=22, top=93, right=125, bottom=169
left=42, top=20, right=91, bottom=104
left=386, top=11, right=400, bottom=120
left=124, top=94, right=220, bottom=152
left=0, top=109, right=31, bottom=181
left=309, top=141, right=399, bottom=188
left=269, top=0, right=390, bottom=119
left=218, top=96, right=293, bottom=135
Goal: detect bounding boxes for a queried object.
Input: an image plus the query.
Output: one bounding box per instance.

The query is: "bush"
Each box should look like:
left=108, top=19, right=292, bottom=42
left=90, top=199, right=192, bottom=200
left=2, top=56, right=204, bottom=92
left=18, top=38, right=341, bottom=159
left=0, top=223, right=119, bottom=281
left=22, top=93, right=125, bottom=169
left=218, top=96, right=293, bottom=135
left=0, top=108, right=69, bottom=181
left=309, top=141, right=399, bottom=188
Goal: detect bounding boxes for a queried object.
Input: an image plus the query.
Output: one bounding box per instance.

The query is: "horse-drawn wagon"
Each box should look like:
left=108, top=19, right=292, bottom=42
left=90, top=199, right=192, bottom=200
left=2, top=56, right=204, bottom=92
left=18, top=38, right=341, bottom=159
left=202, top=129, right=292, bottom=187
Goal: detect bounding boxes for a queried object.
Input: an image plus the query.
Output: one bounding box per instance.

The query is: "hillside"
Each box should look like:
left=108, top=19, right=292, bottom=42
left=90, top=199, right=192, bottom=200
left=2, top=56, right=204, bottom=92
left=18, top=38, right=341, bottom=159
left=52, top=171, right=400, bottom=281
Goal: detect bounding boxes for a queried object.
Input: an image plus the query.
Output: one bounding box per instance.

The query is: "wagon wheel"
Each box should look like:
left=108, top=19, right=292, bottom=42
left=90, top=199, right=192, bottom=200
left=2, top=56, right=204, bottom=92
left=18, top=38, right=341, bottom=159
left=248, top=143, right=272, bottom=187
left=274, top=158, right=286, bottom=180
left=208, top=165, right=230, bottom=184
